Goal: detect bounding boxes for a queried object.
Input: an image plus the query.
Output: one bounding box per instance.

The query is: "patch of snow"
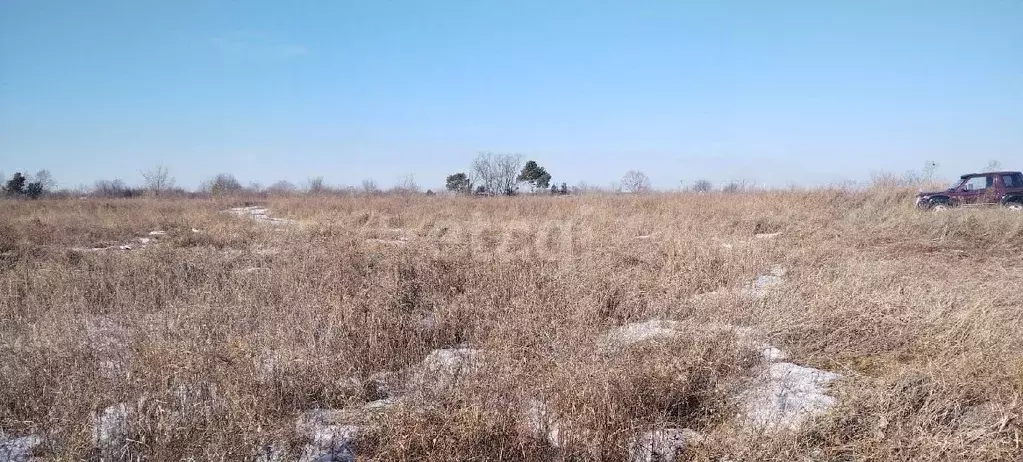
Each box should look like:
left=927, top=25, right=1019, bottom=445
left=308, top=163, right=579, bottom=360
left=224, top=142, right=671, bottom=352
left=408, top=346, right=484, bottom=395
left=741, top=265, right=787, bottom=299
left=417, top=312, right=439, bottom=334
left=755, top=232, right=783, bottom=239
left=117, top=244, right=133, bottom=251
left=760, top=346, right=788, bottom=362
left=522, top=399, right=565, bottom=448
left=597, top=319, right=682, bottom=352
left=295, top=410, right=360, bottom=462
left=226, top=206, right=296, bottom=226
left=91, top=403, right=129, bottom=451
left=137, top=237, right=152, bottom=245
left=148, top=230, right=167, bottom=236
left=0, top=434, right=43, bottom=461
left=363, top=398, right=400, bottom=411
left=739, top=362, right=842, bottom=432
left=191, top=228, right=202, bottom=233
left=366, top=238, right=408, bottom=246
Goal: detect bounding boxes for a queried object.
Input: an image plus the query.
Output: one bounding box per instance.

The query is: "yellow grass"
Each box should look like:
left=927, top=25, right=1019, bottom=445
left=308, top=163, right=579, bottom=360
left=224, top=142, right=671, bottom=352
left=1, top=189, right=1022, bottom=460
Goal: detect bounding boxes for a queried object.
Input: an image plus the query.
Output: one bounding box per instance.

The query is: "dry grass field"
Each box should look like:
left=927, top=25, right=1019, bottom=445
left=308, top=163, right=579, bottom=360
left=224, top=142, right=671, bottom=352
left=2, top=188, right=1022, bottom=461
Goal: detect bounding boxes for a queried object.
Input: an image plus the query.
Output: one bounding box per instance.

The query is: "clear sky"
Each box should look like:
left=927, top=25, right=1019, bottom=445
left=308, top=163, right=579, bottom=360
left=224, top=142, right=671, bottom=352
left=1, top=0, right=1021, bottom=191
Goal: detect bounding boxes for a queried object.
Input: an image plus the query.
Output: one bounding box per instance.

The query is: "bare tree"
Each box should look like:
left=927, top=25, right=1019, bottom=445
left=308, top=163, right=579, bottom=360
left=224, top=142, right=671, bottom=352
left=141, top=164, right=174, bottom=196
left=267, top=180, right=296, bottom=196
left=393, top=174, right=420, bottom=194
left=32, top=170, right=57, bottom=191
left=472, top=152, right=523, bottom=195
left=620, top=170, right=651, bottom=193
left=985, top=160, right=1002, bottom=171
left=361, top=179, right=379, bottom=195
left=201, top=173, right=242, bottom=196
left=692, top=179, right=713, bottom=193
left=306, top=176, right=326, bottom=194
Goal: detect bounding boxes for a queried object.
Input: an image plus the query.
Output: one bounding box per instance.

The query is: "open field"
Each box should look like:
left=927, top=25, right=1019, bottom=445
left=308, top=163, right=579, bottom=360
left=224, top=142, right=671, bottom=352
left=2, top=189, right=1022, bottom=460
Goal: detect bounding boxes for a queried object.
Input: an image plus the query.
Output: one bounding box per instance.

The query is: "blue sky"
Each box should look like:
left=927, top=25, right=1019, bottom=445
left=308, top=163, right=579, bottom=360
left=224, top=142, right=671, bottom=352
left=1, top=0, right=1021, bottom=190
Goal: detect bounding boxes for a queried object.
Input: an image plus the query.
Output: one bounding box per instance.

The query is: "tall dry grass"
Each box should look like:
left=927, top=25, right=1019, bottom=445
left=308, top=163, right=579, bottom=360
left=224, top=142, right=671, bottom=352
left=1, top=188, right=1021, bottom=460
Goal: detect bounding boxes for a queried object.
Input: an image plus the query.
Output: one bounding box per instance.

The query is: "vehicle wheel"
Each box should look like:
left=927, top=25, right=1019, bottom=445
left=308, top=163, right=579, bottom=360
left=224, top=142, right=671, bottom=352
left=1005, top=202, right=1023, bottom=211
left=931, top=203, right=950, bottom=212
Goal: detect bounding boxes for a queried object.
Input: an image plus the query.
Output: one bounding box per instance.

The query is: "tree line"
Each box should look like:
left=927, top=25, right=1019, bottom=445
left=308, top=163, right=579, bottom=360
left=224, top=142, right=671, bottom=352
left=18, top=150, right=946, bottom=199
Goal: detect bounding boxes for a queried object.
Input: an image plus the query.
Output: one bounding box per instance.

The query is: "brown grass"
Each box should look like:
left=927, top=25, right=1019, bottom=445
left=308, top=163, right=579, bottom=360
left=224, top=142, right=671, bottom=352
left=1, top=189, right=1022, bottom=460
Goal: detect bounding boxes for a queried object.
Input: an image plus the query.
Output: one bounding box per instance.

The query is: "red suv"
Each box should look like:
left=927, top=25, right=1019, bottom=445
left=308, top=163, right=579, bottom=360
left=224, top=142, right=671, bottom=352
left=916, top=171, right=1023, bottom=211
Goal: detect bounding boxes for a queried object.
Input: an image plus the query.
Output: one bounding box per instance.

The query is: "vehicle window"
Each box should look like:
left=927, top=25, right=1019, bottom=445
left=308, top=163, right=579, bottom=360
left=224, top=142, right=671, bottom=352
left=1003, top=174, right=1023, bottom=188
left=964, top=176, right=988, bottom=191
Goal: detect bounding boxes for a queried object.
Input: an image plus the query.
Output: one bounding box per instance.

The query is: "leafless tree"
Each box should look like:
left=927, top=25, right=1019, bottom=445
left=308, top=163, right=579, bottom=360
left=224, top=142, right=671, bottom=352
left=692, top=179, right=713, bottom=193
left=393, top=174, right=421, bottom=194
left=141, top=164, right=174, bottom=196
left=201, top=173, right=242, bottom=196
left=267, top=180, right=296, bottom=196
left=361, top=179, right=379, bottom=195
left=472, top=152, right=523, bottom=195
left=306, top=176, right=327, bottom=194
left=32, top=170, right=57, bottom=191
left=985, top=160, right=1002, bottom=171
left=620, top=170, right=651, bottom=193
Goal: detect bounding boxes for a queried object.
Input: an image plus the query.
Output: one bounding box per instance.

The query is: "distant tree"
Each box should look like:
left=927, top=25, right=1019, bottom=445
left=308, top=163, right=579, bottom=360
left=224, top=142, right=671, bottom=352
left=32, top=170, right=56, bottom=191
left=141, top=164, right=174, bottom=196
left=985, top=160, right=1002, bottom=172
left=92, top=179, right=142, bottom=198
left=445, top=172, right=471, bottom=194
left=267, top=180, right=296, bottom=195
left=517, top=160, right=552, bottom=192
left=472, top=152, right=523, bottom=196
left=201, top=173, right=242, bottom=196
left=620, top=170, right=651, bottom=193
left=721, top=180, right=750, bottom=193
left=361, top=179, right=379, bottom=195
left=393, top=174, right=420, bottom=194
left=25, top=181, right=44, bottom=199
left=550, top=184, right=558, bottom=195
left=693, top=179, right=713, bottom=193
left=4, top=173, right=26, bottom=195
left=559, top=182, right=569, bottom=195
left=474, top=185, right=486, bottom=195
left=425, top=189, right=435, bottom=196
left=306, top=176, right=326, bottom=194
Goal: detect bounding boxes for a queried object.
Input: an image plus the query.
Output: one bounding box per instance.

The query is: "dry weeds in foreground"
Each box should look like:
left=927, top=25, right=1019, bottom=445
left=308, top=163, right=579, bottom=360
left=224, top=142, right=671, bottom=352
left=1, top=189, right=1022, bottom=460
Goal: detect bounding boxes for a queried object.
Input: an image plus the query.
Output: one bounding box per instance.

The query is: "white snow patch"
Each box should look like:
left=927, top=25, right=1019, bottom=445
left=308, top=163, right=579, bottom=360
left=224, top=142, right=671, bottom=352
left=91, top=403, right=130, bottom=451
left=597, top=319, right=683, bottom=351
left=755, top=232, right=783, bottom=239
left=294, top=410, right=359, bottom=462
left=226, top=206, right=297, bottom=226
left=365, top=238, right=408, bottom=246
left=741, top=265, right=788, bottom=299
left=739, top=362, right=842, bottom=432
left=148, top=230, right=167, bottom=236
left=408, top=346, right=484, bottom=395
left=0, top=434, right=43, bottom=461
left=522, top=399, right=565, bottom=448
